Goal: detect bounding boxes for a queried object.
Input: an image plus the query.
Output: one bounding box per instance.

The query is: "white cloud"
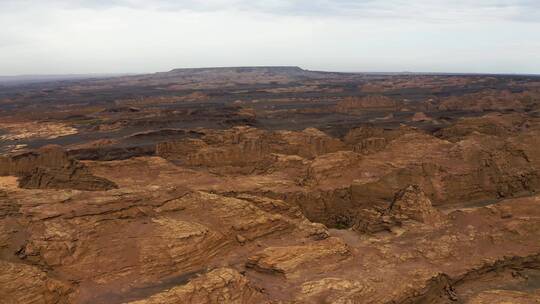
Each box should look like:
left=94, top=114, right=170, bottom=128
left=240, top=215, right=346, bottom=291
left=0, top=0, right=539, bottom=74
left=3, top=0, right=539, bottom=20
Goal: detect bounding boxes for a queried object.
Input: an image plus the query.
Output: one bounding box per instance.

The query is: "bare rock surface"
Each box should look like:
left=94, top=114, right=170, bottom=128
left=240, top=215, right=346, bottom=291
left=0, top=145, right=117, bottom=191
left=2, top=69, right=540, bottom=303
left=125, top=268, right=269, bottom=304
left=389, top=185, right=443, bottom=224
left=467, top=289, right=540, bottom=304
left=353, top=185, right=444, bottom=233
left=18, top=164, right=117, bottom=191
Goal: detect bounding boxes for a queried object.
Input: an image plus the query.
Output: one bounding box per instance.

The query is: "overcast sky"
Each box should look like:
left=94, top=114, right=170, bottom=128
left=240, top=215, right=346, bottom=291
left=1, top=0, right=539, bottom=75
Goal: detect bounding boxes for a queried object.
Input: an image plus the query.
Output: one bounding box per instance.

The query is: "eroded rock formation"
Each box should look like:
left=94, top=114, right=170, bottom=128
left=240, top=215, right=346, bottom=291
left=336, top=95, right=398, bottom=112
left=2, top=69, right=540, bottom=303
left=353, top=185, right=444, bottom=233
left=126, top=268, right=268, bottom=304
left=156, top=126, right=344, bottom=172
left=0, top=145, right=117, bottom=191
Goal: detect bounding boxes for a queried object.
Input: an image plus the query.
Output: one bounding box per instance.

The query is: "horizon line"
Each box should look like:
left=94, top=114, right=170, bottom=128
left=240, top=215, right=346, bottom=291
left=1, top=66, right=540, bottom=78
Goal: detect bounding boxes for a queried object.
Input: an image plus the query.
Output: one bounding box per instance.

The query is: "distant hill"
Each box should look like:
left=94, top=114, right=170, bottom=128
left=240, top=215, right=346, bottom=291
left=167, top=66, right=307, bottom=74
left=99, top=66, right=351, bottom=89
left=2, top=68, right=537, bottom=87
left=164, top=66, right=336, bottom=77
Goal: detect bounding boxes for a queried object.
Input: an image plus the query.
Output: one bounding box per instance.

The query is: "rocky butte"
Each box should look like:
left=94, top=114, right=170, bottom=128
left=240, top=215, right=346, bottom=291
left=1, top=67, right=540, bottom=303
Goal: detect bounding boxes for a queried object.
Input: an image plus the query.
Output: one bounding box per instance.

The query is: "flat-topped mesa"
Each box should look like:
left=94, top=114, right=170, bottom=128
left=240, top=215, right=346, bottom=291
left=0, top=145, right=117, bottom=191
left=167, top=66, right=307, bottom=75
left=140, top=66, right=343, bottom=87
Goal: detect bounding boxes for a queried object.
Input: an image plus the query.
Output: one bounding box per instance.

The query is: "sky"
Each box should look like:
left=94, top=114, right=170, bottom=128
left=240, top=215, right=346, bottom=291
left=0, top=0, right=539, bottom=75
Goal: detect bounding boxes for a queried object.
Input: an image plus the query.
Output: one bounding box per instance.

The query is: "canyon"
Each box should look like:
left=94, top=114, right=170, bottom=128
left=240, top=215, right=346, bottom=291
left=1, top=67, right=540, bottom=303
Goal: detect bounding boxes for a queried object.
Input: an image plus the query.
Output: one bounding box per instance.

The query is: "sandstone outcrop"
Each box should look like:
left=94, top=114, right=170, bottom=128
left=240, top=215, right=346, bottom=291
left=438, top=90, right=530, bottom=112
left=0, top=185, right=329, bottom=303
left=0, top=145, right=71, bottom=175
left=337, top=125, right=540, bottom=208
left=388, top=185, right=443, bottom=224
left=246, top=237, right=350, bottom=278
left=411, top=111, right=431, bottom=122
left=2, top=134, right=540, bottom=303
left=296, top=277, right=371, bottom=303
left=0, top=260, right=74, bottom=304
left=0, top=145, right=117, bottom=191
left=18, top=164, right=117, bottom=191
left=353, top=185, right=443, bottom=233
left=126, top=268, right=268, bottom=304
left=3, top=69, right=540, bottom=303
left=343, top=125, right=411, bottom=155
left=0, top=121, right=77, bottom=141
left=156, top=126, right=344, bottom=171
left=336, top=95, right=398, bottom=112
left=467, top=289, right=540, bottom=304
left=144, top=115, right=540, bottom=231
left=434, top=113, right=528, bottom=141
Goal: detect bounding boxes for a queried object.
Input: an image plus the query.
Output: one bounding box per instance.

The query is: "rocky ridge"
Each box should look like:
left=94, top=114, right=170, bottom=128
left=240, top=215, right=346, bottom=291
left=2, top=70, right=540, bottom=303
left=0, top=145, right=117, bottom=191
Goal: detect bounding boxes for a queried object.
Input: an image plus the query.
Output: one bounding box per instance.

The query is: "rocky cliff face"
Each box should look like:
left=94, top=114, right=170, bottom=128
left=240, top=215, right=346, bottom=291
left=148, top=114, right=540, bottom=230
left=1, top=130, right=539, bottom=302
left=335, top=95, right=398, bottom=112
left=343, top=125, right=410, bottom=155
left=125, top=268, right=268, bottom=304
left=0, top=145, right=117, bottom=191
left=438, top=90, right=531, bottom=112
left=18, top=164, right=117, bottom=191
left=0, top=145, right=70, bottom=176
left=156, top=126, right=344, bottom=172
left=352, top=185, right=444, bottom=233
left=0, top=184, right=328, bottom=303
left=3, top=67, right=540, bottom=303
left=2, top=176, right=540, bottom=303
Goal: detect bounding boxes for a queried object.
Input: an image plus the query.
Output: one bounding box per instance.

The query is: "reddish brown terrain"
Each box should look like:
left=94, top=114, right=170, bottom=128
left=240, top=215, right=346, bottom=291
left=1, top=67, right=540, bottom=303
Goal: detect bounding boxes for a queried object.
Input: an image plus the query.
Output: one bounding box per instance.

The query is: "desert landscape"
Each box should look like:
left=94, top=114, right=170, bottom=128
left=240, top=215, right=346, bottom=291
left=1, top=66, right=540, bottom=303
